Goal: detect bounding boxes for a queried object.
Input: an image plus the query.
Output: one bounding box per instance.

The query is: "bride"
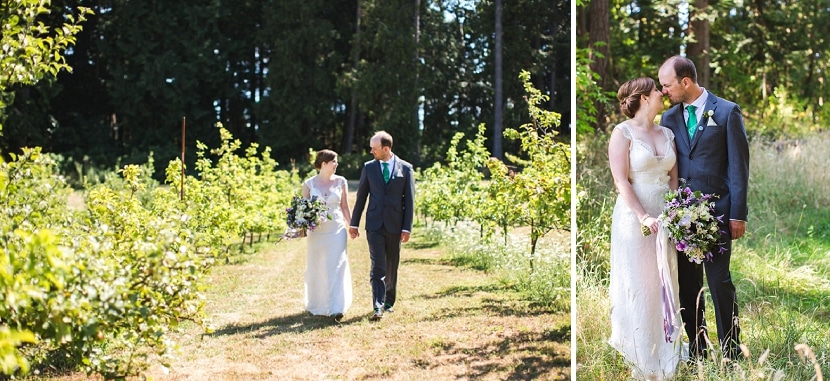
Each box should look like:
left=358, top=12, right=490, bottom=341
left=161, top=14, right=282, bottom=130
left=607, top=77, right=683, bottom=379
left=301, top=149, right=353, bottom=322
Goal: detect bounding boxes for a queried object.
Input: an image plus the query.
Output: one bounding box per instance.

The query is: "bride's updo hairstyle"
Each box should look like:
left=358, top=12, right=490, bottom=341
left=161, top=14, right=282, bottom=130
left=617, top=77, right=656, bottom=118
left=314, top=149, right=338, bottom=170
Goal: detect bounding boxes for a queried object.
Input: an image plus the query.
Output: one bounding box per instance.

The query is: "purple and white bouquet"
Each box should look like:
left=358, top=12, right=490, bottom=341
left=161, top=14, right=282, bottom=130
left=659, top=183, right=726, bottom=263
left=285, top=196, right=330, bottom=237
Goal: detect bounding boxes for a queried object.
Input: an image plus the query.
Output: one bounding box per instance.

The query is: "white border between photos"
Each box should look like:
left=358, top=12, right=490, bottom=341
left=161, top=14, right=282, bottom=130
left=570, top=0, right=577, bottom=377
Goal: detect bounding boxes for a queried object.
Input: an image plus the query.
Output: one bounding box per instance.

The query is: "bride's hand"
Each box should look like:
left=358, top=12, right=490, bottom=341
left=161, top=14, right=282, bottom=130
left=640, top=214, right=658, bottom=235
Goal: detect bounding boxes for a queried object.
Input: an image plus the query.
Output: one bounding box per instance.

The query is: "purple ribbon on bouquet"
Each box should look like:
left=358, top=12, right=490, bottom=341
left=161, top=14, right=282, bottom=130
left=655, top=226, right=679, bottom=343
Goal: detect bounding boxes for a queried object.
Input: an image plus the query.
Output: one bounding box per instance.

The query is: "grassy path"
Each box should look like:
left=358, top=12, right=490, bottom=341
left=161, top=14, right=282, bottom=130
left=128, top=230, right=570, bottom=380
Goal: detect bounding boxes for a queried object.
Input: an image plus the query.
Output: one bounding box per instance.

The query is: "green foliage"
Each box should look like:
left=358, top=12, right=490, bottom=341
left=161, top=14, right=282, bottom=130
left=173, top=123, right=299, bottom=256
left=0, top=146, right=213, bottom=378
left=256, top=0, right=351, bottom=158
left=606, top=0, right=682, bottom=79
left=74, top=182, right=209, bottom=378
left=580, top=0, right=830, bottom=138
left=575, top=47, right=613, bottom=134
left=0, top=0, right=91, bottom=131
left=496, top=70, right=569, bottom=258
left=575, top=131, right=614, bottom=278
left=1, top=0, right=569, bottom=176
left=706, top=0, right=830, bottom=138
left=418, top=72, right=569, bottom=259
left=0, top=148, right=71, bottom=374
left=0, top=124, right=305, bottom=378
left=417, top=124, right=489, bottom=227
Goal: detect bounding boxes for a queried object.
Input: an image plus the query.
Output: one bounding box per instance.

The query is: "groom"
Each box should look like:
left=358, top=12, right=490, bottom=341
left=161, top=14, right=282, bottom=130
left=349, top=131, right=415, bottom=321
left=658, top=56, right=750, bottom=360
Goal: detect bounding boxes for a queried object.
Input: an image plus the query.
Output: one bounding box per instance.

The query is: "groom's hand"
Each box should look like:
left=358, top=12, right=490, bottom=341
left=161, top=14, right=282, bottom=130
left=730, top=220, right=746, bottom=240
left=349, top=227, right=359, bottom=239
left=400, top=232, right=410, bottom=243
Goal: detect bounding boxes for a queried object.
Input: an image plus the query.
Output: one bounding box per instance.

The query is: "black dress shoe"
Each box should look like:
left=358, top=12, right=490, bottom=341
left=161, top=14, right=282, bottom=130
left=370, top=308, right=383, bottom=321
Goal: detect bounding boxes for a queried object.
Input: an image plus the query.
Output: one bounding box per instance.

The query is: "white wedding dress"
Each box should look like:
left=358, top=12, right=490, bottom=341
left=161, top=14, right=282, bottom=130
left=608, top=123, right=682, bottom=380
left=304, top=176, right=352, bottom=316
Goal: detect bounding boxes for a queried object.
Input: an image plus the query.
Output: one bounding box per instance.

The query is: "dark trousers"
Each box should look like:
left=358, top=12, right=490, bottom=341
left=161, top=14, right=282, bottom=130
left=677, top=241, right=740, bottom=359
left=367, top=229, right=401, bottom=309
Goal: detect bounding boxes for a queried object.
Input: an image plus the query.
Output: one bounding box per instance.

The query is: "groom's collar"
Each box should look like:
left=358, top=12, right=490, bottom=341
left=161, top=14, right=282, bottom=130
left=379, top=154, right=396, bottom=165
left=684, top=87, right=709, bottom=111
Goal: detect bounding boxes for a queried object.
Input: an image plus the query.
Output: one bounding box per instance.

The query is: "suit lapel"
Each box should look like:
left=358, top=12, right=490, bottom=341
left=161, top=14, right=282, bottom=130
left=689, top=92, right=718, bottom=152
left=370, top=160, right=385, bottom=188
left=672, top=105, right=692, bottom=149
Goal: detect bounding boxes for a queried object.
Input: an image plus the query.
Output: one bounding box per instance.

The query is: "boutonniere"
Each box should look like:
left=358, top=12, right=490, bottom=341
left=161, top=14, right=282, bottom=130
left=704, top=110, right=717, bottom=127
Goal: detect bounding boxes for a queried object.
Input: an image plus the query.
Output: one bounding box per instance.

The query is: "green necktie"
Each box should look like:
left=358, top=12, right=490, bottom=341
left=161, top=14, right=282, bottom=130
left=686, top=105, right=698, bottom=138
left=382, top=162, right=390, bottom=183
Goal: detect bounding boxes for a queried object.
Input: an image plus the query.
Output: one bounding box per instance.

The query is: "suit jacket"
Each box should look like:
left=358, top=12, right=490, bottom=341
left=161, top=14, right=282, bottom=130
left=350, top=156, right=415, bottom=234
left=662, top=90, right=750, bottom=222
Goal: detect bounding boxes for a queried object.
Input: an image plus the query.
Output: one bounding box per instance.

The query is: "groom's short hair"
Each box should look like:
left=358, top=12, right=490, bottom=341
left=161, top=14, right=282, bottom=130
left=373, top=131, right=394, bottom=148
left=664, top=55, right=698, bottom=84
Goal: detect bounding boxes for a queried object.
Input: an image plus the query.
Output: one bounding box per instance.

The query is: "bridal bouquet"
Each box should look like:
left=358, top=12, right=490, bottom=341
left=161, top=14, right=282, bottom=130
left=659, top=183, right=726, bottom=263
left=285, top=196, right=330, bottom=237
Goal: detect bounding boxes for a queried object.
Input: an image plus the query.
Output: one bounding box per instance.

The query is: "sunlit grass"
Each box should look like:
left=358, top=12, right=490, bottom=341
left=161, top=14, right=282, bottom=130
left=422, top=222, right=571, bottom=312
left=576, top=132, right=830, bottom=379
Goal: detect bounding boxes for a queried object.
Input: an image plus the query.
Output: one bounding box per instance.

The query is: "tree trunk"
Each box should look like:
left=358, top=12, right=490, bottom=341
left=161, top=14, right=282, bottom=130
left=413, top=0, right=422, bottom=164
left=493, top=0, right=504, bottom=159
left=588, top=0, right=610, bottom=130
left=687, top=0, right=710, bottom=88
left=344, top=0, right=362, bottom=154
left=548, top=17, right=558, bottom=111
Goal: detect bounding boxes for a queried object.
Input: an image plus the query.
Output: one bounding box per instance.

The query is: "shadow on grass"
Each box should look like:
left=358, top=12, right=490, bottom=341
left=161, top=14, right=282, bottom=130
left=402, top=257, right=444, bottom=265
left=407, top=239, right=440, bottom=250
left=413, top=287, right=572, bottom=380
left=428, top=283, right=506, bottom=297
left=209, top=311, right=360, bottom=339
left=428, top=329, right=570, bottom=380
left=418, top=284, right=559, bottom=318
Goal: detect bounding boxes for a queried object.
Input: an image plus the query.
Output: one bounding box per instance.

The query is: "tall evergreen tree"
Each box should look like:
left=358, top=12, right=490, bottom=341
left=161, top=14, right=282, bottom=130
left=2, top=0, right=571, bottom=172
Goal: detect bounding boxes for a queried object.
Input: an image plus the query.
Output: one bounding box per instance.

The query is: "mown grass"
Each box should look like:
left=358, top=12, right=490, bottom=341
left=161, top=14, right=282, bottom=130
left=576, top=131, right=830, bottom=379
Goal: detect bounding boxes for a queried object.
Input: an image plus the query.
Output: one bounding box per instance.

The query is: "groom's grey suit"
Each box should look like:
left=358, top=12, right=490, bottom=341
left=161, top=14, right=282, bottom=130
left=350, top=156, right=415, bottom=310
left=662, top=89, right=749, bottom=358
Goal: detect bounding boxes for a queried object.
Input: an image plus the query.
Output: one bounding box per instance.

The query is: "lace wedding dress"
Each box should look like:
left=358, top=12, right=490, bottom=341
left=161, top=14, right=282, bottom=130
left=304, top=176, right=352, bottom=316
left=608, top=123, right=682, bottom=380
